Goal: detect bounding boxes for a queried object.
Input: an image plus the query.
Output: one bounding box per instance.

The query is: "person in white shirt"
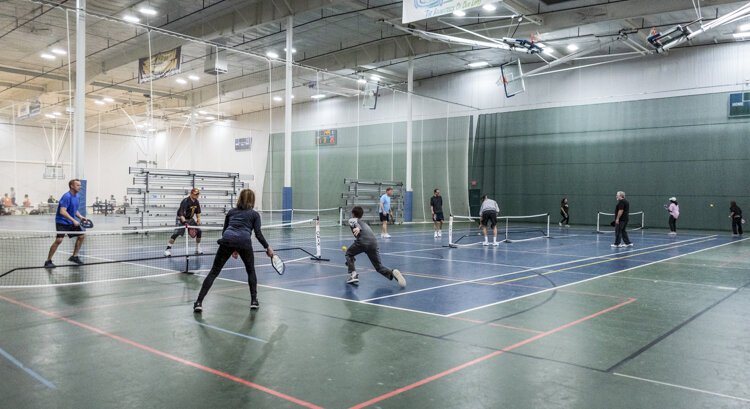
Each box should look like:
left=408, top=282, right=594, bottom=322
left=479, top=195, right=500, bottom=246
left=665, top=197, right=680, bottom=235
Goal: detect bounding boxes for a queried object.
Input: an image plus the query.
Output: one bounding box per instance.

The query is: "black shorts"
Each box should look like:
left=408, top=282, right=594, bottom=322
left=481, top=211, right=498, bottom=228
left=380, top=213, right=390, bottom=222
left=55, top=223, right=84, bottom=238
left=172, top=219, right=202, bottom=239
left=433, top=211, right=444, bottom=222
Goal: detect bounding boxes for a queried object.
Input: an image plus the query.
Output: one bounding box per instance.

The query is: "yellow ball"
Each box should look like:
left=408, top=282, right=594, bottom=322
left=709, top=203, right=714, bottom=207
left=342, top=246, right=347, bottom=251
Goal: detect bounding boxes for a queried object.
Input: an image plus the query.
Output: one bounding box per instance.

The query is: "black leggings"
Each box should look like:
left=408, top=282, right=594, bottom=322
left=560, top=212, right=569, bottom=225
left=196, top=245, right=257, bottom=303
left=732, top=218, right=743, bottom=235
left=668, top=215, right=677, bottom=232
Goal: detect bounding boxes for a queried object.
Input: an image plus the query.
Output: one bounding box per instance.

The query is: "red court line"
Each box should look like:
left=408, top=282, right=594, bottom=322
left=349, top=297, right=637, bottom=409
left=450, top=316, right=543, bottom=334
left=0, top=294, right=324, bottom=409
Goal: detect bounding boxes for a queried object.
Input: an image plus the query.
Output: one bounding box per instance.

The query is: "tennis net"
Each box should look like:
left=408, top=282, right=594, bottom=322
left=0, top=218, right=324, bottom=287
left=595, top=211, right=645, bottom=233
left=447, top=213, right=550, bottom=247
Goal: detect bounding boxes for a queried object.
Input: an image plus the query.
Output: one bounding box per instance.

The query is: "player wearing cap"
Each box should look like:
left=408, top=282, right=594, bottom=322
left=165, top=188, right=203, bottom=256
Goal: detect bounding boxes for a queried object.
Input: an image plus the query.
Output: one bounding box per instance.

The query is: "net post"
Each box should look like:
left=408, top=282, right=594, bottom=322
left=504, top=217, right=510, bottom=243
left=315, top=216, right=322, bottom=258
left=447, top=215, right=455, bottom=247
left=596, top=212, right=601, bottom=234
left=339, top=207, right=343, bottom=226
left=546, top=213, right=550, bottom=238
left=641, top=211, right=645, bottom=230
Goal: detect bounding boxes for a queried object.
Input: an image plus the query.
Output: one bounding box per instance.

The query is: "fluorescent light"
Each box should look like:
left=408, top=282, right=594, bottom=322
left=733, top=32, right=750, bottom=38
left=467, top=61, right=489, bottom=68
left=52, top=111, right=62, bottom=116
left=204, top=116, right=215, bottom=120
left=175, top=78, right=187, bottom=84
left=136, top=124, right=145, bottom=128
left=266, top=51, right=279, bottom=59
left=311, top=94, right=326, bottom=99
left=188, top=74, right=200, bottom=81
left=123, top=15, right=140, bottom=23
left=567, top=44, right=579, bottom=51
left=453, top=10, right=466, bottom=16
left=291, top=94, right=295, bottom=99
left=283, top=48, right=297, bottom=53
left=102, top=97, right=114, bottom=103
left=40, top=53, right=55, bottom=60
left=45, top=114, right=56, bottom=119
left=357, top=78, right=367, bottom=84
left=482, top=4, right=496, bottom=11
left=94, top=100, right=105, bottom=105
left=273, top=96, right=283, bottom=102
left=138, top=7, right=157, bottom=16
left=51, top=48, right=67, bottom=55
left=370, top=74, right=381, bottom=81
left=543, top=47, right=555, bottom=56
left=740, top=24, right=750, bottom=31
left=198, top=110, right=208, bottom=115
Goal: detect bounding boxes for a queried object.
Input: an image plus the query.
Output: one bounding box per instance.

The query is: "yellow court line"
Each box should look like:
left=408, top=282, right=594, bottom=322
left=493, top=236, right=718, bottom=285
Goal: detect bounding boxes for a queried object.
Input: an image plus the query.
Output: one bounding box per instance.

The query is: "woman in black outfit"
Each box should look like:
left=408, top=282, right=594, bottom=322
left=559, top=197, right=569, bottom=227
left=729, top=201, right=743, bottom=236
left=194, top=189, right=273, bottom=313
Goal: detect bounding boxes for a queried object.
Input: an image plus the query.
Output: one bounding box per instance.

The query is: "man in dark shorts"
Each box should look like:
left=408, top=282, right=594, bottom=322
left=479, top=195, right=500, bottom=246
left=430, top=188, right=444, bottom=238
left=44, top=179, right=89, bottom=268
left=612, top=191, right=633, bottom=248
left=165, top=188, right=203, bottom=256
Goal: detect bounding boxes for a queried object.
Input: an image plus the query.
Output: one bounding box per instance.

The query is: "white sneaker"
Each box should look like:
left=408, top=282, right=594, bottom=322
left=565, top=224, right=570, bottom=228
left=391, top=269, right=406, bottom=288
left=434, top=231, right=438, bottom=238
left=195, top=246, right=203, bottom=255
left=611, top=244, right=619, bottom=248
left=559, top=222, right=563, bottom=226
left=346, top=272, right=359, bottom=285
left=625, top=243, right=634, bottom=247
left=437, top=231, right=442, bottom=237
left=492, top=241, right=499, bottom=246
left=483, top=241, right=489, bottom=246
left=164, top=249, right=172, bottom=257
left=384, top=234, right=392, bottom=238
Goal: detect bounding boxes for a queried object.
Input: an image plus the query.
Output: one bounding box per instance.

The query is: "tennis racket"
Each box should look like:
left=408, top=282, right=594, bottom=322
left=271, top=254, right=285, bottom=275
left=80, top=219, right=94, bottom=229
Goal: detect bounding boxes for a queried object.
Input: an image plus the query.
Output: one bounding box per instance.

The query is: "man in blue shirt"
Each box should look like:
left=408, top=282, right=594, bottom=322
left=379, top=187, right=393, bottom=238
left=45, top=179, right=89, bottom=268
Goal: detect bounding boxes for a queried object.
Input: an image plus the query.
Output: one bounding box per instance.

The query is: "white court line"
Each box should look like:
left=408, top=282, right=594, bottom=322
left=361, top=236, right=715, bottom=303
left=0, top=344, right=56, bottom=389
left=191, top=255, right=309, bottom=273
left=613, top=373, right=750, bottom=403
left=448, top=235, right=746, bottom=316
left=182, top=319, right=267, bottom=343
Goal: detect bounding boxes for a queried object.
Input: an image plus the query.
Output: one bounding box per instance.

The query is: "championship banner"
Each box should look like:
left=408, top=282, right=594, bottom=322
left=403, top=0, right=493, bottom=23
left=138, top=47, right=182, bottom=84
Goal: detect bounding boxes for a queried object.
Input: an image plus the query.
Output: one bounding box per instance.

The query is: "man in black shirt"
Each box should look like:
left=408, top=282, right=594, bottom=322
left=612, top=191, right=633, bottom=248
left=165, top=188, right=203, bottom=256
left=430, top=188, right=444, bottom=238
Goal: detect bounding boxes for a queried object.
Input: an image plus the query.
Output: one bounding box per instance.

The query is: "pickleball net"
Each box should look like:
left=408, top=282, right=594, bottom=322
left=447, top=213, right=550, bottom=247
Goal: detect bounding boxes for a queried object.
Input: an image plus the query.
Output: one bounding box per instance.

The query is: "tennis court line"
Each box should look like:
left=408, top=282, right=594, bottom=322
left=0, top=294, right=324, bottom=409
left=361, top=236, right=712, bottom=304
left=182, top=319, right=268, bottom=343
left=613, top=373, right=750, bottom=403
left=0, top=344, right=56, bottom=389
left=348, top=297, right=636, bottom=409
left=450, top=235, right=743, bottom=317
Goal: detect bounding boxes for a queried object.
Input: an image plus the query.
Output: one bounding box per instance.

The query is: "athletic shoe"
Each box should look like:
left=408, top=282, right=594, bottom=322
left=384, top=234, right=392, bottom=238
left=391, top=269, right=406, bottom=288
left=492, top=241, right=499, bottom=246
left=483, top=241, right=489, bottom=246
left=346, top=272, right=359, bottom=285
left=250, top=299, right=260, bottom=310
left=559, top=222, right=563, bottom=226
left=626, top=243, right=634, bottom=247
left=565, top=225, right=570, bottom=228
left=195, top=246, right=203, bottom=255
left=434, top=231, right=438, bottom=238
left=193, top=302, right=202, bottom=313
left=43, top=260, right=56, bottom=269
left=437, top=231, right=442, bottom=237
left=68, top=255, right=84, bottom=265
left=611, top=244, right=619, bottom=248
left=164, top=249, right=172, bottom=257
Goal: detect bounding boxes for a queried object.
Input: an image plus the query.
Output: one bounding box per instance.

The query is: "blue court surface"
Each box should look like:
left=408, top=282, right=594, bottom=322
left=212, top=226, right=738, bottom=316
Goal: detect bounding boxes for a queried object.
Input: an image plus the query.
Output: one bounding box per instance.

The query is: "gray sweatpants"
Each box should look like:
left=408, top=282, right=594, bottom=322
left=345, top=240, right=393, bottom=279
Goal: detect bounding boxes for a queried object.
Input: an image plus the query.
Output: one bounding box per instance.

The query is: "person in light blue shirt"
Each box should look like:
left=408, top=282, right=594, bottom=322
left=379, top=187, right=393, bottom=238
left=45, top=179, right=89, bottom=268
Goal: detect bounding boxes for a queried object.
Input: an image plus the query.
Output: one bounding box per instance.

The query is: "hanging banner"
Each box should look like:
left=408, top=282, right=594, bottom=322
left=138, top=47, right=182, bottom=84
left=403, top=0, right=492, bottom=24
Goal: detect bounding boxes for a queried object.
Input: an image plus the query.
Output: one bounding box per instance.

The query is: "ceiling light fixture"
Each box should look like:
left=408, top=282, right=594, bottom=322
left=123, top=15, right=140, bottom=23
left=453, top=10, right=466, bottom=16
left=52, top=111, right=62, bottom=116
left=273, top=96, right=283, bottom=102
left=739, top=23, right=750, bottom=31
left=266, top=51, right=279, bottom=59
left=283, top=48, right=297, bottom=53
left=138, top=7, right=157, bottom=16
left=311, top=94, right=326, bottom=99
left=198, top=110, right=208, bottom=115
left=188, top=75, right=200, bottom=81
left=357, top=78, right=367, bottom=84
left=467, top=61, right=489, bottom=68
left=51, top=48, right=67, bottom=55
left=102, top=97, right=114, bottom=103
left=45, top=114, right=56, bottom=119
left=733, top=32, right=750, bottom=38
left=94, top=100, right=105, bottom=105
left=40, top=53, right=55, bottom=60
left=567, top=44, right=579, bottom=51
left=370, top=74, right=381, bottom=81
left=175, top=78, right=187, bottom=85
left=482, top=4, right=497, bottom=11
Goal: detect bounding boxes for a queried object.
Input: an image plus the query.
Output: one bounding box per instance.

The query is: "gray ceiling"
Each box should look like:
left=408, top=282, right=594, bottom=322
left=0, top=0, right=748, bottom=130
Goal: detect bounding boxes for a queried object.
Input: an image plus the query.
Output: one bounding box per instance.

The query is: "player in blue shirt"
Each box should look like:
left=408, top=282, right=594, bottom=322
left=45, top=179, right=89, bottom=268
left=379, top=187, right=394, bottom=238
